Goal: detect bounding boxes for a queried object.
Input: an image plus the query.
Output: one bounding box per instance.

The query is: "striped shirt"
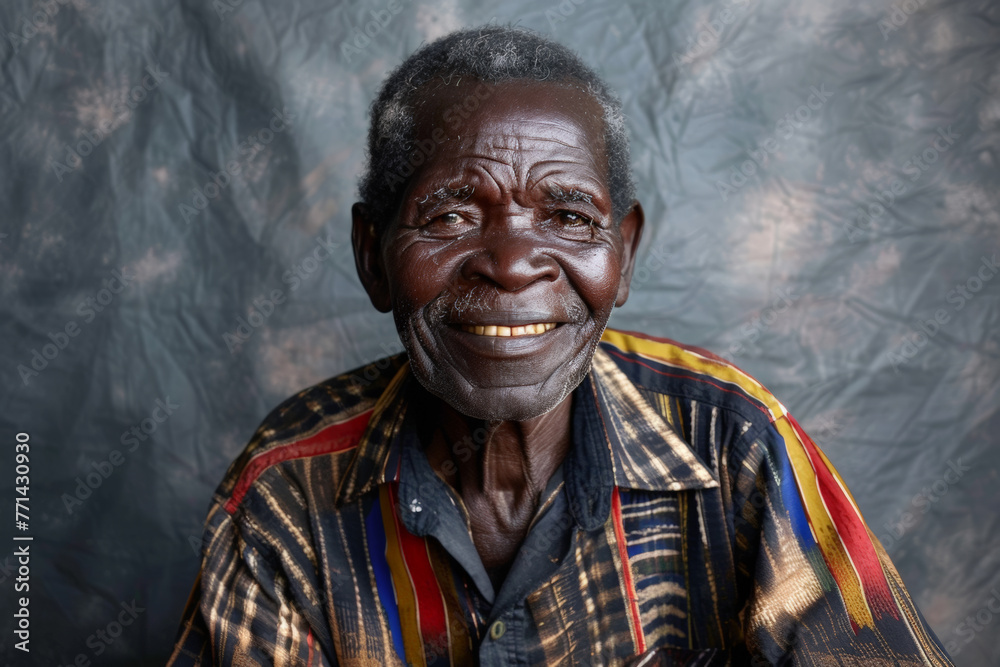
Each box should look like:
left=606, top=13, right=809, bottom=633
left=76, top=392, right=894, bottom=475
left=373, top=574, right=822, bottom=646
left=168, top=328, right=953, bottom=666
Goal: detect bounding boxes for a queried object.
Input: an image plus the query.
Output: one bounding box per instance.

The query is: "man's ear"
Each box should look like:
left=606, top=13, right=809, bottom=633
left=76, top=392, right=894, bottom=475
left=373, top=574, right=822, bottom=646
left=351, top=202, right=392, bottom=313
left=615, top=201, right=646, bottom=307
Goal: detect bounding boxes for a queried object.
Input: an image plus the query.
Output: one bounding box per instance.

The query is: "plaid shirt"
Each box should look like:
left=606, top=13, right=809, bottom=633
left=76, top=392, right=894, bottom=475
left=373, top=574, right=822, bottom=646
left=168, top=329, right=952, bottom=666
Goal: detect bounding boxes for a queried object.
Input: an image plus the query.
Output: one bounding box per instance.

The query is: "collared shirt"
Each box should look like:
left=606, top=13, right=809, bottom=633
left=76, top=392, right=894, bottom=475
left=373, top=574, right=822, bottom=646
left=168, top=329, right=953, bottom=666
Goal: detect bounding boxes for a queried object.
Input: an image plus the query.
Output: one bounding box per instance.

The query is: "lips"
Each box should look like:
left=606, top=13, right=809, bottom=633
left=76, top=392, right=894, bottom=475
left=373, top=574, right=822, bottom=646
left=458, top=322, right=557, bottom=337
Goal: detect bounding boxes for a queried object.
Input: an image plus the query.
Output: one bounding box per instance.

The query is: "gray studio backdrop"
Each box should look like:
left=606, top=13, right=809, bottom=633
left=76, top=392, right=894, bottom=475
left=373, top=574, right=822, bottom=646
left=1, top=0, right=998, bottom=664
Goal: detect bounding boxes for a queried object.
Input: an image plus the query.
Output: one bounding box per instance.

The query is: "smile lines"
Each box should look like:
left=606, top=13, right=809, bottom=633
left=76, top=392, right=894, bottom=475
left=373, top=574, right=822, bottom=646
left=459, top=322, right=557, bottom=337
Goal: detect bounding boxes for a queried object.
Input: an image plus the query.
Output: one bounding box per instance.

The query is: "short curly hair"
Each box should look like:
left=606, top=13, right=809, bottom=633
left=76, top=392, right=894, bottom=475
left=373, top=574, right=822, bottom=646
left=358, top=25, right=635, bottom=231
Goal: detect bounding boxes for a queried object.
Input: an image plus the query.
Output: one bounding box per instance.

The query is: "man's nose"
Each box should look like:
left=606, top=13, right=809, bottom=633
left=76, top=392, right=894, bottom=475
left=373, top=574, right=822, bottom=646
left=459, top=215, right=560, bottom=292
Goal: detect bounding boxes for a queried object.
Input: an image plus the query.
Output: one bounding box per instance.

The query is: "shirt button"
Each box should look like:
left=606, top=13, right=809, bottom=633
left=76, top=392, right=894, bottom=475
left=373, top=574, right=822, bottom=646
left=489, top=620, right=506, bottom=640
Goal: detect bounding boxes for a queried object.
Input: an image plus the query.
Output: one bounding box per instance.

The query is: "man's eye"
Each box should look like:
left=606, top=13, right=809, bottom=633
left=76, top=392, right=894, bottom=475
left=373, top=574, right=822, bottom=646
left=433, top=212, right=465, bottom=225
left=557, top=211, right=593, bottom=226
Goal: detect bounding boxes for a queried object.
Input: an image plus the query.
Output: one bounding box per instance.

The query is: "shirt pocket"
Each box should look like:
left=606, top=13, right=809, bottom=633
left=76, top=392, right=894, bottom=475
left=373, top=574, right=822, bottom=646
left=618, top=490, right=692, bottom=650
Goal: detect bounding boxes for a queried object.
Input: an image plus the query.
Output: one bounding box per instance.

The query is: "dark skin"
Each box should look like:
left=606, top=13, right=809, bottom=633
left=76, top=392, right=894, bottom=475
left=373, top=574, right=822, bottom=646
left=420, top=387, right=574, bottom=584
left=352, top=79, right=644, bottom=585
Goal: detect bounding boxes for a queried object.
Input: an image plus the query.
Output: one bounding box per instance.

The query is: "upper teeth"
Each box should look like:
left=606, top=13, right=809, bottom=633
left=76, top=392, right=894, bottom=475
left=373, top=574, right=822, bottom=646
left=460, top=322, right=557, bottom=337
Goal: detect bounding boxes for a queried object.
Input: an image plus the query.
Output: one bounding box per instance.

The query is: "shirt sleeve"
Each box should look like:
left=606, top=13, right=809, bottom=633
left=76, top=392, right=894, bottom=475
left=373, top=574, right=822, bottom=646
left=166, top=501, right=336, bottom=666
left=727, top=411, right=954, bottom=665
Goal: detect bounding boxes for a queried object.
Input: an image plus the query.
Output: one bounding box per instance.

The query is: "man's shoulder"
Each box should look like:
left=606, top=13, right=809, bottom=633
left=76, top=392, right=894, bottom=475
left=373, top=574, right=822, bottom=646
left=212, top=353, right=408, bottom=515
left=599, top=328, right=785, bottom=430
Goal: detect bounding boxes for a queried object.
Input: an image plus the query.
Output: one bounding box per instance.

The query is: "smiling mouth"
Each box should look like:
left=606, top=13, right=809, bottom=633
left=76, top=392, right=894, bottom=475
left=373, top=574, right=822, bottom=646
left=458, top=322, right=558, bottom=337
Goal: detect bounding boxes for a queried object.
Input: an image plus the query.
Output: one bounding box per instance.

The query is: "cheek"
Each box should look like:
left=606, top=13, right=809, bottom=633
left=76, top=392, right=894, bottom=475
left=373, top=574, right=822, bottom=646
left=385, top=241, right=457, bottom=316
left=565, top=249, right=622, bottom=312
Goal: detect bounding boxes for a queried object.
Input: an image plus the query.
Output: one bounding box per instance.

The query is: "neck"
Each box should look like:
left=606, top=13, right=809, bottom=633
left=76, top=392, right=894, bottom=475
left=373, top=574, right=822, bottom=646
left=419, top=389, right=574, bottom=579
left=423, top=392, right=574, bottom=503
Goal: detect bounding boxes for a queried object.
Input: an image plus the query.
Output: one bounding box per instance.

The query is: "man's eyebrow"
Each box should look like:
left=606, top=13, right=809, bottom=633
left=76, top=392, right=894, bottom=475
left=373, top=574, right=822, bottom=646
left=414, top=185, right=475, bottom=208
left=543, top=185, right=594, bottom=205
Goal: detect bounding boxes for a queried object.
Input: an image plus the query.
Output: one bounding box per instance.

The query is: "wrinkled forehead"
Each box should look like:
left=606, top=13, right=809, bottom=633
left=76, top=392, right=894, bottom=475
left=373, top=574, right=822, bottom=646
left=409, top=79, right=609, bottom=173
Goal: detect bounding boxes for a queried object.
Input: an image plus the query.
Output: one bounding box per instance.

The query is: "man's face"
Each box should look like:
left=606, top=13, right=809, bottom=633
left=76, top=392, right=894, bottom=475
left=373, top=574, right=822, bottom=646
left=354, top=79, right=643, bottom=421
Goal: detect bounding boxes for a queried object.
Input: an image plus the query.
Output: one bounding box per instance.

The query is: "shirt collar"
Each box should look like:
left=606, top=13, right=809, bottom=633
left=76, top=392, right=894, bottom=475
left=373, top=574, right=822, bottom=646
left=334, top=362, right=413, bottom=506
left=561, top=347, right=719, bottom=529
left=335, top=347, right=719, bottom=515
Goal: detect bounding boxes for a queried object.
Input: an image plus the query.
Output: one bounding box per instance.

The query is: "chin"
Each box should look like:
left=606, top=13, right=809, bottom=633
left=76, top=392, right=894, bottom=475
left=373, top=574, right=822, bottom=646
left=397, top=315, right=604, bottom=422
left=448, top=387, right=567, bottom=422
left=411, top=362, right=586, bottom=422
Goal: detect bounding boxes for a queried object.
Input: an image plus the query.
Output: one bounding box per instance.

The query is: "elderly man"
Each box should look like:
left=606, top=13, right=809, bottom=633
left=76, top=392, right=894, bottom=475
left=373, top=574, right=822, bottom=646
left=169, top=26, right=952, bottom=666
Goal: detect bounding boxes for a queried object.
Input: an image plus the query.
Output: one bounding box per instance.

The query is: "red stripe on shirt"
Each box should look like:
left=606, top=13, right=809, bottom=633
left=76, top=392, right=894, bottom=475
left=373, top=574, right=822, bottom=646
left=612, top=487, right=646, bottom=654
left=388, top=482, right=449, bottom=664
left=224, top=410, right=373, bottom=514
left=790, top=416, right=900, bottom=623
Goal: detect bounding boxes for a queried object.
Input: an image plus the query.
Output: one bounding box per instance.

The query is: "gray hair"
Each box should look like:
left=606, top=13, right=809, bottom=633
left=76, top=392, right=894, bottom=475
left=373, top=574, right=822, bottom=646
left=358, top=25, right=635, bottom=231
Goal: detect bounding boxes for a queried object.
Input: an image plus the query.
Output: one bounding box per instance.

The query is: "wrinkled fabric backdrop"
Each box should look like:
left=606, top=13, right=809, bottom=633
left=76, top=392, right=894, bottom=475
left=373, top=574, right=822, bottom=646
left=0, top=0, right=997, bottom=664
